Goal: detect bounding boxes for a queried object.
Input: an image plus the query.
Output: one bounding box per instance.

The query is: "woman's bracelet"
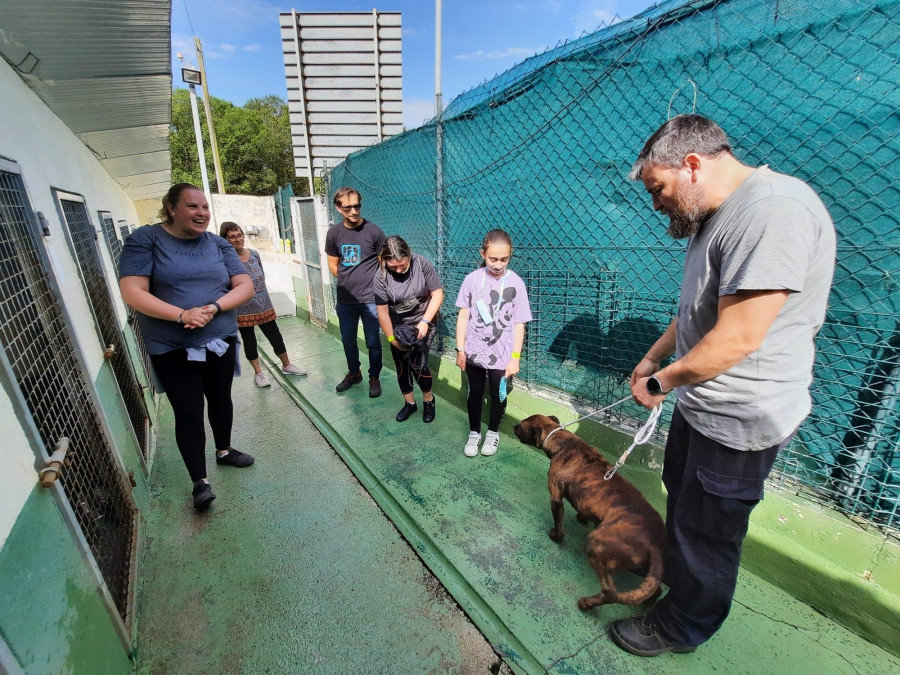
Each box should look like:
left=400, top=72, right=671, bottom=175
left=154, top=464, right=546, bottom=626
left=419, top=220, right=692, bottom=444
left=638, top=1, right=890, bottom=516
left=212, top=301, right=222, bottom=314
left=387, top=335, right=396, bottom=342
left=176, top=311, right=184, bottom=324
left=512, top=351, right=521, bottom=358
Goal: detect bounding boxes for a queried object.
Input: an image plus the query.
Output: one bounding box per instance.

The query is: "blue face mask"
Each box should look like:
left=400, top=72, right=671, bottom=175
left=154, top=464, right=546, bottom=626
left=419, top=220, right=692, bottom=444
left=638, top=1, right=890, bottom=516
left=476, top=270, right=508, bottom=324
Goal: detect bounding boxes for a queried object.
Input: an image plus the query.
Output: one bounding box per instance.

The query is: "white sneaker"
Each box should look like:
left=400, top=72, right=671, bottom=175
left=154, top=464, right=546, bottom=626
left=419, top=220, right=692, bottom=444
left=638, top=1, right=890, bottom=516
left=481, top=431, right=500, bottom=456
left=254, top=371, right=271, bottom=388
left=281, top=363, right=308, bottom=376
left=464, top=432, right=481, bottom=457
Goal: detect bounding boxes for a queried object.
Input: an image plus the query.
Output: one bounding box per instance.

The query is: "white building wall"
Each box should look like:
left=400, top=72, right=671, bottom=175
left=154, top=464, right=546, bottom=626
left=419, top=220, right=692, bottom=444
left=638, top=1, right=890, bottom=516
left=0, top=61, right=142, bottom=536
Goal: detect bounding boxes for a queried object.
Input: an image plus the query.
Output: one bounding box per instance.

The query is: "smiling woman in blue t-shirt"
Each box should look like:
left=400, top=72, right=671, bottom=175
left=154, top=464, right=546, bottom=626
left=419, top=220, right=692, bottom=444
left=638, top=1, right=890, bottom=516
left=119, top=183, right=254, bottom=510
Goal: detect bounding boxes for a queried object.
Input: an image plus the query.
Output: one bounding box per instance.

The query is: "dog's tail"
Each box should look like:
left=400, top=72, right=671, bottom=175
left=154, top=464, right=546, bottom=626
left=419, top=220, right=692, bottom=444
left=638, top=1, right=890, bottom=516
left=606, top=545, right=664, bottom=606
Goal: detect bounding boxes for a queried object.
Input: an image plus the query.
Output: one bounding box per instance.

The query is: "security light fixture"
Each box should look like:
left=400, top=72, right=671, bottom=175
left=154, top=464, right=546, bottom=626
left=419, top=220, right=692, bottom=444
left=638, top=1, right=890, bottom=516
left=181, top=68, right=201, bottom=85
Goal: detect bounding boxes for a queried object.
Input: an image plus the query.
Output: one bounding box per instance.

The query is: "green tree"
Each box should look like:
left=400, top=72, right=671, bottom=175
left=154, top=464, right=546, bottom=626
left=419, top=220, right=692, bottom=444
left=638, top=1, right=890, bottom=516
left=169, top=89, right=310, bottom=196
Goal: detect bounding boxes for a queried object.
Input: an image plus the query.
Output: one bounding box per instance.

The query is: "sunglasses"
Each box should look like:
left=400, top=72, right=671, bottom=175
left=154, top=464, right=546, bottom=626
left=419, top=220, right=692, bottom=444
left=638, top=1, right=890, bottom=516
left=339, top=203, right=361, bottom=211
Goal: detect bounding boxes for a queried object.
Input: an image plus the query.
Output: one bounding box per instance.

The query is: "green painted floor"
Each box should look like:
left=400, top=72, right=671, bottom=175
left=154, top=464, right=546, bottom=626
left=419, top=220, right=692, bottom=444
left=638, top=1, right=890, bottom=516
left=138, top=317, right=900, bottom=674
left=135, top=351, right=505, bottom=674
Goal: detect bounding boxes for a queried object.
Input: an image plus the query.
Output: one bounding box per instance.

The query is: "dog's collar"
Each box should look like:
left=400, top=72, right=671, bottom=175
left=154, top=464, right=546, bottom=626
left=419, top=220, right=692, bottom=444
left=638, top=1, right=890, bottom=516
left=541, top=426, right=564, bottom=449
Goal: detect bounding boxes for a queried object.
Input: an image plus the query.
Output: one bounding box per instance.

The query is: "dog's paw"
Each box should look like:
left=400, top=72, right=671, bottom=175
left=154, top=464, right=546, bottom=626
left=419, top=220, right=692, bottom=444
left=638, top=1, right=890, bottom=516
left=577, top=594, right=605, bottom=611
left=548, top=528, right=564, bottom=542
left=576, top=512, right=590, bottom=524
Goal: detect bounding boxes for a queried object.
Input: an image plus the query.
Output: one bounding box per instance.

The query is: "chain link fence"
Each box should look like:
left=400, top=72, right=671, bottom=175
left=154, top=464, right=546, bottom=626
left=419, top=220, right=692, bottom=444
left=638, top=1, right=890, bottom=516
left=328, top=0, right=900, bottom=532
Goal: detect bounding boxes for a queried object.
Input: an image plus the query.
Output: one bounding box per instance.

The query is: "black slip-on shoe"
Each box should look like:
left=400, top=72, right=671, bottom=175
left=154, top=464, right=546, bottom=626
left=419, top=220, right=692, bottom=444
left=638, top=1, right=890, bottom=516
left=192, top=482, right=216, bottom=510
left=395, top=401, right=417, bottom=422
left=215, top=448, right=255, bottom=467
left=369, top=378, right=382, bottom=398
left=336, top=371, right=363, bottom=392
left=610, top=615, right=696, bottom=657
left=422, top=398, right=436, bottom=423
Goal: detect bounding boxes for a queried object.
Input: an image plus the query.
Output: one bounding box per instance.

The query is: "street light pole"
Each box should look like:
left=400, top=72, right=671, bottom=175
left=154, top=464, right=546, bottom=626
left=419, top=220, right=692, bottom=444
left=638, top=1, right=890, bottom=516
left=180, top=62, right=213, bottom=217
left=187, top=83, right=212, bottom=201
left=435, top=0, right=445, bottom=273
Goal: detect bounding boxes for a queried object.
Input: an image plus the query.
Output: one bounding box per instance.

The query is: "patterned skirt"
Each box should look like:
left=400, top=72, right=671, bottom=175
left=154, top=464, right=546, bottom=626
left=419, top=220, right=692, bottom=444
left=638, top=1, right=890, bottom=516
left=238, top=308, right=277, bottom=328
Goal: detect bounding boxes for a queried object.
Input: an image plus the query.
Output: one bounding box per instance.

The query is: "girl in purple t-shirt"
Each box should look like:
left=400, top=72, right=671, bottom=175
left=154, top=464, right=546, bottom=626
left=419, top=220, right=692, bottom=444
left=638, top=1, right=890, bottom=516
left=455, top=229, right=532, bottom=457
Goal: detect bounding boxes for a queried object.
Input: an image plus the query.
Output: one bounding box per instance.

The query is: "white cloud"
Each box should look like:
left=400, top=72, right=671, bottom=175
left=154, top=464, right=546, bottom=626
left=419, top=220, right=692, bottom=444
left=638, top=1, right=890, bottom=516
left=403, top=97, right=437, bottom=130
left=544, top=0, right=563, bottom=12
left=243, top=44, right=261, bottom=52
left=403, top=27, right=418, bottom=36
left=570, top=1, right=622, bottom=37
left=455, top=47, right=535, bottom=62
left=221, top=43, right=237, bottom=52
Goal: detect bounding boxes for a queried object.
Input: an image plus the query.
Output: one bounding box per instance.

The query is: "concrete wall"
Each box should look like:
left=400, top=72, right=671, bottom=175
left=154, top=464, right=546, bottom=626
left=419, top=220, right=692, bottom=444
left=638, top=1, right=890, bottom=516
left=0, top=59, right=146, bottom=673
left=210, top=193, right=279, bottom=251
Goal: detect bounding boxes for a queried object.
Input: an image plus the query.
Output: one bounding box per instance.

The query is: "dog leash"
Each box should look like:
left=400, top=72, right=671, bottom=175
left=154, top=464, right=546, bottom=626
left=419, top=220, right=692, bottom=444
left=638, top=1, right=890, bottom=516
left=540, top=396, right=663, bottom=481
left=604, top=404, right=662, bottom=480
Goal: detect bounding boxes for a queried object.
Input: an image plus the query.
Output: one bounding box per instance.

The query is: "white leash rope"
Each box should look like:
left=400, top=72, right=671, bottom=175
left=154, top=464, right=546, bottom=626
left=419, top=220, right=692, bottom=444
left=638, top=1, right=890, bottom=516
left=540, top=395, right=663, bottom=481
left=604, top=404, right=662, bottom=481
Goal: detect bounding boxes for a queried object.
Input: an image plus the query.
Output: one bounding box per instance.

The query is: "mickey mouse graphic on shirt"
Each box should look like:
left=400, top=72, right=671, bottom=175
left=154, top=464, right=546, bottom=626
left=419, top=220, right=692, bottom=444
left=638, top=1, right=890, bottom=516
left=471, top=272, right=520, bottom=366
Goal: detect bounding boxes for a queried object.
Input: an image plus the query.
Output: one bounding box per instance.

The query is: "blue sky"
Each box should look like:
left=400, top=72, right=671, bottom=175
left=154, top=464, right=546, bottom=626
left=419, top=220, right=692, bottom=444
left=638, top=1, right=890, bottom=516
left=171, top=0, right=660, bottom=129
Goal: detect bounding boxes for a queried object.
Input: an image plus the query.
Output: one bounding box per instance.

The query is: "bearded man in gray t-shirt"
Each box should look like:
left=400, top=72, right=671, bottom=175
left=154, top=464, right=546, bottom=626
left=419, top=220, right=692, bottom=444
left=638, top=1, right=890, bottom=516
left=610, top=115, right=835, bottom=658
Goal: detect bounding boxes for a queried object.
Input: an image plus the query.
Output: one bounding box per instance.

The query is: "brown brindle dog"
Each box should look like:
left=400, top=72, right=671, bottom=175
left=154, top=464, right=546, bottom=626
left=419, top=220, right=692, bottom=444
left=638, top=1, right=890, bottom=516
left=513, top=413, right=666, bottom=610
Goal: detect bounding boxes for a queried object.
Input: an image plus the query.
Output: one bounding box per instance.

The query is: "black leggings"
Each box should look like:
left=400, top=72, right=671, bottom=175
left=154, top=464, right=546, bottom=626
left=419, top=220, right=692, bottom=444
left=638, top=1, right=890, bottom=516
left=150, top=339, right=236, bottom=483
left=239, top=320, right=286, bottom=361
left=466, top=364, right=506, bottom=433
left=390, top=345, right=433, bottom=395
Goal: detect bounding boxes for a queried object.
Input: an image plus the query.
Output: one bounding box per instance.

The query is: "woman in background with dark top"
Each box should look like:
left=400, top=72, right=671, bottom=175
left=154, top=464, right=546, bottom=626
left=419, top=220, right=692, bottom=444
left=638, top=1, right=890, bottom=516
left=220, top=221, right=307, bottom=388
left=119, top=184, right=255, bottom=510
left=373, top=236, right=444, bottom=423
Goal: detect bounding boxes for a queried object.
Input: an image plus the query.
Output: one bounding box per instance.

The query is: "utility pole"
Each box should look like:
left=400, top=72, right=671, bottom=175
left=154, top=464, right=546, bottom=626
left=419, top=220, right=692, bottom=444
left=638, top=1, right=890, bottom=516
left=195, top=37, right=226, bottom=193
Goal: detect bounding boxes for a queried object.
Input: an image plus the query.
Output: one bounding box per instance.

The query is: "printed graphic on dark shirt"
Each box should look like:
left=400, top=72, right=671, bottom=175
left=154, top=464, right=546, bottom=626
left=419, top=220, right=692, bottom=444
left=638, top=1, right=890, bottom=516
left=341, top=244, right=361, bottom=266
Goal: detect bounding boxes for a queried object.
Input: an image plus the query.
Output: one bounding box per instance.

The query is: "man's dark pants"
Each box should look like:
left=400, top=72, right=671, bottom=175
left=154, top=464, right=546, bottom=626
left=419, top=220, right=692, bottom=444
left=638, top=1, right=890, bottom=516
left=649, top=405, right=793, bottom=646
left=335, top=301, right=382, bottom=378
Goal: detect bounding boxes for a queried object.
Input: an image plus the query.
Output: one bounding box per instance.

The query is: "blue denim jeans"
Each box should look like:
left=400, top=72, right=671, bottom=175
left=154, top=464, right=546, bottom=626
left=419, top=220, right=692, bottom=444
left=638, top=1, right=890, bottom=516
left=335, top=301, right=382, bottom=378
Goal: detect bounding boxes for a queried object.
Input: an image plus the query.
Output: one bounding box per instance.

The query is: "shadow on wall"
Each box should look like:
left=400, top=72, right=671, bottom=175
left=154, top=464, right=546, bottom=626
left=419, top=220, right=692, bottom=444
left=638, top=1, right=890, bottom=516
left=549, top=314, right=663, bottom=378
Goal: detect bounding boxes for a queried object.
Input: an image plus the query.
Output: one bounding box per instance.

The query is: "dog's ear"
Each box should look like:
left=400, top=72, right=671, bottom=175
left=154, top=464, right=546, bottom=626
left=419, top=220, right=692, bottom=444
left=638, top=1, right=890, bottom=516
left=549, top=415, right=560, bottom=424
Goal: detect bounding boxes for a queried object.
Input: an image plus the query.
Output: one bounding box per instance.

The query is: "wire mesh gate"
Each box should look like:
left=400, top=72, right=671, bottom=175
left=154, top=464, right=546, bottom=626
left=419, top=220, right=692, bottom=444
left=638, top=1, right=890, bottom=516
left=98, top=211, right=156, bottom=399
left=0, top=168, right=137, bottom=627
left=58, top=196, right=151, bottom=461
left=293, top=196, right=329, bottom=325
left=329, top=0, right=900, bottom=531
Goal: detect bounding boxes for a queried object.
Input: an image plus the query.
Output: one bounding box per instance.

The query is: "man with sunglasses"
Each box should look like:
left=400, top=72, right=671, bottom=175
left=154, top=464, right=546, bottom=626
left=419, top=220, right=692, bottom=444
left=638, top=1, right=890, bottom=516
left=325, top=187, right=387, bottom=397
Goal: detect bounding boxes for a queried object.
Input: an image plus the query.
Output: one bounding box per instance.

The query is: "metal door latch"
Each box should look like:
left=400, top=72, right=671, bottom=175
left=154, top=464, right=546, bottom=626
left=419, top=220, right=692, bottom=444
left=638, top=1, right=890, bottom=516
left=39, top=437, right=70, bottom=487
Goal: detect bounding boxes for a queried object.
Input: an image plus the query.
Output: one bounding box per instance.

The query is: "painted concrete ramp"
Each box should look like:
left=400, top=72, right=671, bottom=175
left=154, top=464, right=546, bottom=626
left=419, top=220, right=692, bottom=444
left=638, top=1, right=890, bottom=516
left=257, top=318, right=899, bottom=675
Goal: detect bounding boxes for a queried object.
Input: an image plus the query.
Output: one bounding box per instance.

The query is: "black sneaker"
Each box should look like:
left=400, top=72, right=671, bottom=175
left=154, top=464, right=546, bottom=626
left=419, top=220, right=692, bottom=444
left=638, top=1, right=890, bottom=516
left=215, top=448, right=255, bottom=467
left=192, top=482, right=216, bottom=510
left=610, top=615, right=696, bottom=657
left=395, top=401, right=417, bottom=422
left=336, top=371, right=363, bottom=392
left=369, top=378, right=382, bottom=398
left=423, top=398, right=436, bottom=423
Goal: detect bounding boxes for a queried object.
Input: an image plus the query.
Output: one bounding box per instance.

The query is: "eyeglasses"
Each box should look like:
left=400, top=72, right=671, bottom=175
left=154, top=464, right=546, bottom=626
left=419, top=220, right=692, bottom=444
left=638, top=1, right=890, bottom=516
left=339, top=203, right=361, bottom=212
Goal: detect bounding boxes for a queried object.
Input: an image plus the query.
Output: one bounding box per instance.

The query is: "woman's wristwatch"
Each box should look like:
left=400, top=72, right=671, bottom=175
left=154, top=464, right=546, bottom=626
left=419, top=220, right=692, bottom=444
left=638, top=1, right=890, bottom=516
left=212, top=301, right=222, bottom=314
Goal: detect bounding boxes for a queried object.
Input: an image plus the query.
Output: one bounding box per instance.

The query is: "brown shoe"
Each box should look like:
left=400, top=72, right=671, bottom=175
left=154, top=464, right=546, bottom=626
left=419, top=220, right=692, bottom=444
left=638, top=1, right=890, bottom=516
left=369, top=378, right=382, bottom=398
left=336, top=371, right=363, bottom=392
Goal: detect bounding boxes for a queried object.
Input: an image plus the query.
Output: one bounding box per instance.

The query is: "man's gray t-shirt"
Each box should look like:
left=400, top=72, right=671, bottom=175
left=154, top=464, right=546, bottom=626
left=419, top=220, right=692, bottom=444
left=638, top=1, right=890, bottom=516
left=372, top=254, right=442, bottom=326
left=675, top=166, right=836, bottom=450
left=324, top=219, right=386, bottom=304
